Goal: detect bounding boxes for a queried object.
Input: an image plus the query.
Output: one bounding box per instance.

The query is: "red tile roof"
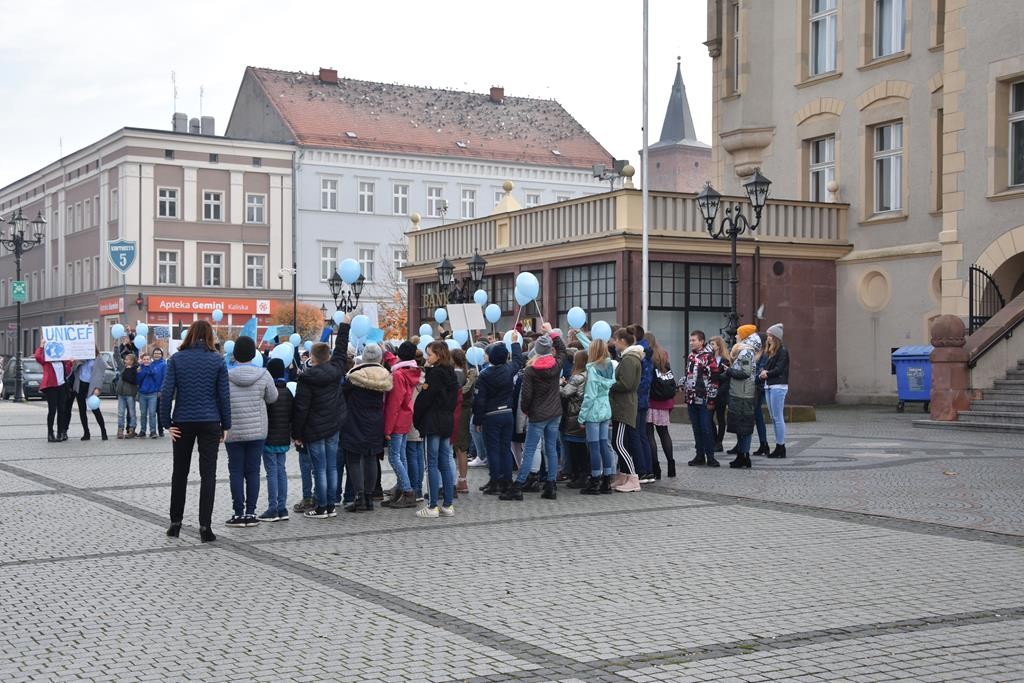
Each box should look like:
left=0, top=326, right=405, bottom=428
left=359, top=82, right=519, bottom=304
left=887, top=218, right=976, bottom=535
left=247, top=67, right=613, bottom=169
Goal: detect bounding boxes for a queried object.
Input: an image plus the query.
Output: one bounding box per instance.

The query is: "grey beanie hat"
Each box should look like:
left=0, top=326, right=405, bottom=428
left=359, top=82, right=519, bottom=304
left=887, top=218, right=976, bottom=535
left=361, top=343, right=383, bottom=364
left=532, top=334, right=553, bottom=356
left=767, top=323, right=784, bottom=340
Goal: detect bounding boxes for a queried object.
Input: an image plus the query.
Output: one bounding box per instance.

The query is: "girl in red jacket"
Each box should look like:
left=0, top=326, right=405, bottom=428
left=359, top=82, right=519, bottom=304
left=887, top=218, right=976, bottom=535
left=381, top=342, right=422, bottom=509
left=35, top=341, right=73, bottom=442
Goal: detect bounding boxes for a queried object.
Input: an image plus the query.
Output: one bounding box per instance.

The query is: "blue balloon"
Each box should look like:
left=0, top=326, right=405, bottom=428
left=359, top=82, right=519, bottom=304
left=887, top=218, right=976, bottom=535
left=179, top=329, right=188, bottom=341
left=286, top=381, right=297, bottom=397
left=111, top=324, right=125, bottom=340
left=445, top=339, right=460, bottom=351
left=417, top=334, right=434, bottom=353
left=133, top=336, right=146, bottom=350
left=86, top=395, right=101, bottom=411
left=135, top=323, right=149, bottom=338
left=591, top=320, right=612, bottom=342
left=514, top=287, right=532, bottom=307
left=303, top=341, right=313, bottom=353
left=223, top=340, right=235, bottom=356
left=485, top=304, right=501, bottom=324
left=212, top=309, right=224, bottom=322
left=351, top=314, right=371, bottom=338
left=332, top=310, right=345, bottom=325
left=466, top=346, right=485, bottom=367
left=567, top=307, right=586, bottom=329
left=270, top=342, right=295, bottom=364
left=251, top=352, right=264, bottom=368
left=515, top=272, right=540, bottom=300
left=434, top=308, right=448, bottom=324
left=453, top=329, right=469, bottom=346
left=473, top=289, right=488, bottom=306
left=419, top=323, right=433, bottom=337
left=338, top=258, right=361, bottom=285
left=503, top=329, right=519, bottom=352
left=288, top=333, right=301, bottom=347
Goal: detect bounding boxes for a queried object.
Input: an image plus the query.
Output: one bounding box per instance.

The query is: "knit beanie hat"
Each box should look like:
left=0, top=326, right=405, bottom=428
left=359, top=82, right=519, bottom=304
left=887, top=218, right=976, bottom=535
left=233, top=336, right=256, bottom=363
left=532, top=334, right=553, bottom=356
left=361, top=343, right=383, bottom=365
left=737, top=324, right=758, bottom=341
left=267, top=358, right=286, bottom=381
left=767, top=323, right=784, bottom=341
left=488, top=342, right=509, bottom=365
left=745, top=333, right=763, bottom=354
left=396, top=341, right=417, bottom=362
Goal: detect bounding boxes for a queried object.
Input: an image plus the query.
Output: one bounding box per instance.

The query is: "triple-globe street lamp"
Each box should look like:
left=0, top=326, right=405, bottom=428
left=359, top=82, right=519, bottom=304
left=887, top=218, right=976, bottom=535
left=0, top=209, right=47, bottom=402
left=436, top=250, right=487, bottom=304
left=327, top=272, right=365, bottom=314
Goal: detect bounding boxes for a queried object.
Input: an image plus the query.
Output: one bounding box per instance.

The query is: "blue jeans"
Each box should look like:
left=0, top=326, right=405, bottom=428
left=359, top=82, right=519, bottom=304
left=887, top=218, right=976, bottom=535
left=405, top=440, right=424, bottom=496
left=766, top=386, right=788, bottom=444
left=754, top=385, right=768, bottom=446
left=138, top=393, right=157, bottom=434
left=517, top=416, right=560, bottom=484
left=225, top=439, right=264, bottom=516
left=736, top=433, right=753, bottom=454
left=634, top=408, right=653, bottom=474
left=585, top=421, right=615, bottom=476
left=483, top=412, right=514, bottom=483
left=308, top=432, right=340, bottom=509
left=262, top=449, right=288, bottom=514
left=425, top=434, right=455, bottom=508
left=687, top=403, right=715, bottom=459
left=469, top=416, right=487, bottom=462
left=388, top=433, right=412, bottom=492
left=297, top=446, right=313, bottom=500
left=117, top=395, right=136, bottom=430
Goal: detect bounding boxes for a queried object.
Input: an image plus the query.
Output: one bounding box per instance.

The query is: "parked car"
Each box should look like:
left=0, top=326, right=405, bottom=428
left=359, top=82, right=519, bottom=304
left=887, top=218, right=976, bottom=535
left=98, top=352, right=119, bottom=397
left=2, top=357, right=44, bottom=400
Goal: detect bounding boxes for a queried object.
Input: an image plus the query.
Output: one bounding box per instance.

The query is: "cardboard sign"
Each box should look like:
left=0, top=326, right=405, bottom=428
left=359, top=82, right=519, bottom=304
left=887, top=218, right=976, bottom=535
left=42, top=325, right=96, bottom=361
left=447, top=304, right=487, bottom=331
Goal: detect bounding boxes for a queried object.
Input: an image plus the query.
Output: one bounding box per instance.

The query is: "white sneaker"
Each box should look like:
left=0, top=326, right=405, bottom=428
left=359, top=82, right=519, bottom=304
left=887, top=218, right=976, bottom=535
left=439, top=505, right=455, bottom=517
left=467, top=458, right=488, bottom=468
left=415, top=506, right=439, bottom=518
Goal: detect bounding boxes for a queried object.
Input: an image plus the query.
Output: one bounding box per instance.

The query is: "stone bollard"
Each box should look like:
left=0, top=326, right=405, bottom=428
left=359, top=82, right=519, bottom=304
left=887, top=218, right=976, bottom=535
left=928, top=315, right=971, bottom=421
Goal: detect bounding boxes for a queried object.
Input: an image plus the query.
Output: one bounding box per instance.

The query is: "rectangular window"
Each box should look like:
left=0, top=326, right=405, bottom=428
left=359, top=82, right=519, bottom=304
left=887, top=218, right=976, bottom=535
left=494, top=190, right=505, bottom=207
left=461, top=189, right=476, bottom=219
left=202, top=191, right=223, bottom=221
left=1011, top=81, right=1024, bottom=187
left=874, top=0, right=905, bottom=58
left=83, top=259, right=92, bottom=293
left=358, top=247, right=375, bottom=282
left=556, top=194, right=571, bottom=202
left=393, top=249, right=408, bottom=283
left=810, top=0, right=838, bottom=76
left=730, top=1, right=741, bottom=92
left=393, top=184, right=409, bottom=215
left=525, top=192, right=541, bottom=208
left=93, top=257, right=99, bottom=290
left=110, top=188, right=118, bottom=221
left=320, top=246, right=338, bottom=282
left=556, top=263, right=616, bottom=314
left=93, top=195, right=99, bottom=226
left=809, top=135, right=836, bottom=202
left=252, top=157, right=262, bottom=167
left=202, top=253, right=223, bottom=287
left=427, top=186, right=445, bottom=217
left=245, top=194, right=265, bottom=224
left=83, top=199, right=92, bottom=229
left=74, top=261, right=82, bottom=295
left=158, top=188, right=178, bottom=218
left=321, top=178, right=338, bottom=211
left=75, top=203, right=82, bottom=231
left=246, top=254, right=266, bottom=288
left=66, top=207, right=73, bottom=234
left=873, top=122, right=904, bottom=213
left=157, top=250, right=179, bottom=285
left=66, top=265, right=73, bottom=294
left=209, top=153, right=219, bottom=164
left=358, top=181, right=375, bottom=214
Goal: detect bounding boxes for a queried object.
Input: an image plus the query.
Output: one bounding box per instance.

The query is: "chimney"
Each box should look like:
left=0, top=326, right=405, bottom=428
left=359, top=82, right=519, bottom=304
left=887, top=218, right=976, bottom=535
left=319, top=67, right=339, bottom=84
left=172, top=112, right=188, bottom=133
left=489, top=86, right=504, bottom=104
left=189, top=118, right=201, bottom=134
left=200, top=116, right=215, bottom=136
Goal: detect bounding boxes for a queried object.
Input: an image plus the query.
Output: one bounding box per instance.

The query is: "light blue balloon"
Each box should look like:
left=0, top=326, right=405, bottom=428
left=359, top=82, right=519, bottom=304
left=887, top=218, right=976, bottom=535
left=135, top=323, right=149, bottom=338
left=514, top=287, right=532, bottom=307
left=503, top=329, right=521, bottom=352
left=179, top=329, right=188, bottom=341
left=338, top=258, right=361, bottom=285
left=515, top=272, right=540, bottom=300
left=446, top=339, right=460, bottom=350
left=286, top=381, right=297, bottom=397
left=466, top=346, right=485, bottom=367
left=419, top=323, right=433, bottom=337
left=270, top=342, right=294, bottom=364
left=591, top=320, right=612, bottom=342
left=417, top=334, right=434, bottom=353
left=133, top=336, right=146, bottom=350
left=567, top=307, right=587, bottom=329
left=453, top=329, right=469, bottom=345
left=86, top=395, right=101, bottom=411
left=303, top=341, right=313, bottom=353
left=485, top=304, right=501, bottom=324
left=223, top=340, right=235, bottom=356
left=332, top=310, right=345, bottom=325
left=288, top=333, right=301, bottom=347
left=473, top=289, right=488, bottom=306
left=212, top=309, right=224, bottom=322
left=111, top=324, right=125, bottom=340
left=434, top=308, right=448, bottom=324
left=351, top=314, right=371, bottom=338
left=251, top=352, right=264, bottom=368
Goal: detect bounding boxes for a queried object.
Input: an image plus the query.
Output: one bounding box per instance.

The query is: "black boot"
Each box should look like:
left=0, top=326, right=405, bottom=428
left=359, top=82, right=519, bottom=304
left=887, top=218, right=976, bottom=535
left=767, top=444, right=787, bottom=458
left=687, top=455, right=706, bottom=467
left=47, top=431, right=57, bottom=443
left=166, top=523, right=182, bottom=538
left=652, top=460, right=662, bottom=481
left=706, top=457, right=721, bottom=467
left=522, top=473, right=540, bottom=493
left=566, top=473, right=589, bottom=489
left=499, top=483, right=523, bottom=501
left=580, top=476, right=601, bottom=495
left=726, top=444, right=739, bottom=455
left=481, top=480, right=499, bottom=495
left=58, top=431, right=68, bottom=442
left=363, top=494, right=374, bottom=512
left=541, top=481, right=557, bottom=500
left=81, top=432, right=91, bottom=441
left=598, top=475, right=613, bottom=494
left=729, top=452, right=752, bottom=469
left=666, top=459, right=676, bottom=478
left=753, top=443, right=770, bottom=456
left=199, top=527, right=216, bottom=543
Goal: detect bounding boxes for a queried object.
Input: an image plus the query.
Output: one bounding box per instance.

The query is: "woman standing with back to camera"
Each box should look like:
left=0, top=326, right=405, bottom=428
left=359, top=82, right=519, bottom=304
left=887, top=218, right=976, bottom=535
left=760, top=323, right=790, bottom=459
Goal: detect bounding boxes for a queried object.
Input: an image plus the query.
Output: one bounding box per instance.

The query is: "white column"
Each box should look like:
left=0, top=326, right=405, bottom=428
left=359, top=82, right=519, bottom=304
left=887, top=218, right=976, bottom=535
left=57, top=189, right=66, bottom=295
left=98, top=170, right=109, bottom=290
left=230, top=171, right=244, bottom=225
left=183, top=168, right=198, bottom=222
left=43, top=193, right=53, bottom=298
left=281, top=173, right=293, bottom=291
left=229, top=242, right=244, bottom=289
left=269, top=174, right=283, bottom=290
left=139, top=164, right=155, bottom=287
left=183, top=239, right=197, bottom=287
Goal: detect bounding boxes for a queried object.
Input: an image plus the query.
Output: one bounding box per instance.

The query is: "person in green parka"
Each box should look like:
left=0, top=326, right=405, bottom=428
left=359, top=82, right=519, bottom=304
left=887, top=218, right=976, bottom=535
left=726, top=330, right=762, bottom=469
left=609, top=328, right=645, bottom=493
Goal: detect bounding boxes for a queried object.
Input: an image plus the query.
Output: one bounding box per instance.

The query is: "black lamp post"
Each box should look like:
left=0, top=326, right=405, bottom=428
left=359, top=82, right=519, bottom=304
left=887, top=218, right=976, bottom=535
left=328, top=272, right=365, bottom=313
left=0, top=209, right=47, bottom=402
left=696, top=168, right=772, bottom=345
left=436, top=250, right=487, bottom=304
left=319, top=303, right=328, bottom=323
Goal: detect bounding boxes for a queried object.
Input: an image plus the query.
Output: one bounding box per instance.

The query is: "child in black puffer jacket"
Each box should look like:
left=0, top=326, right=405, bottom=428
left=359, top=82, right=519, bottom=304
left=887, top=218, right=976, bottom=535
left=261, top=358, right=294, bottom=521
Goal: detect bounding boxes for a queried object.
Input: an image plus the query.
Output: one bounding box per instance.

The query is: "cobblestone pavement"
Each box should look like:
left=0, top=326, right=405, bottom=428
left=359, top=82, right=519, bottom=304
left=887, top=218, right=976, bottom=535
left=1, top=399, right=1021, bottom=682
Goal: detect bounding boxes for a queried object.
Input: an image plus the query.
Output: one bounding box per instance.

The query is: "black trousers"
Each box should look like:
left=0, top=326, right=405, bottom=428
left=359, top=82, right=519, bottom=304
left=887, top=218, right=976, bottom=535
left=169, top=422, right=221, bottom=527
left=42, top=386, right=71, bottom=435
left=73, top=388, right=107, bottom=437
left=345, top=449, right=377, bottom=500
left=713, top=399, right=728, bottom=445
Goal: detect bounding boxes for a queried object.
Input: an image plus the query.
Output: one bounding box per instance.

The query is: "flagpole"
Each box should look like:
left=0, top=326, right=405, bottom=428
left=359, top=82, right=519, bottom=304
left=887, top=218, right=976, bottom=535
left=641, top=0, right=650, bottom=330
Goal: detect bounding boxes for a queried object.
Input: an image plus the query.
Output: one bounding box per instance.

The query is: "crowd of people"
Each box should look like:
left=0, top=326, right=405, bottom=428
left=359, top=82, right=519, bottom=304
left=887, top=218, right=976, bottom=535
left=31, top=315, right=791, bottom=544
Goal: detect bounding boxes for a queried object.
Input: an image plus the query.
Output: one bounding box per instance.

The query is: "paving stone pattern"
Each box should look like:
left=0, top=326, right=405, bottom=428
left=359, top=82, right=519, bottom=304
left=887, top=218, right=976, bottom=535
left=0, top=399, right=1021, bottom=681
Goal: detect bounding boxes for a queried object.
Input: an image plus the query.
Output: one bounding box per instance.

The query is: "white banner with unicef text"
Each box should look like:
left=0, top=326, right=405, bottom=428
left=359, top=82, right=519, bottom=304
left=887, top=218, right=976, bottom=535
left=42, top=325, right=96, bottom=362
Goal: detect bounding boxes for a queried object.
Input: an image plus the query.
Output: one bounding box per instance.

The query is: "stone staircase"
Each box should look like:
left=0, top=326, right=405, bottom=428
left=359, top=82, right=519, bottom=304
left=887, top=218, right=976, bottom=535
left=916, top=359, right=1024, bottom=432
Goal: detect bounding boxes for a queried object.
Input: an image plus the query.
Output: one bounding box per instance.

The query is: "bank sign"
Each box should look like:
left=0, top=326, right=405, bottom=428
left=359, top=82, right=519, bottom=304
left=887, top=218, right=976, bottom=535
left=107, top=239, right=137, bottom=274
left=42, top=324, right=96, bottom=362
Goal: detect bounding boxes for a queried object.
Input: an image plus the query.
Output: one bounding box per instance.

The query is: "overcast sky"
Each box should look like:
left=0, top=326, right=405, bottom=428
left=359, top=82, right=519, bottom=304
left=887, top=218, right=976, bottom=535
left=0, top=0, right=711, bottom=188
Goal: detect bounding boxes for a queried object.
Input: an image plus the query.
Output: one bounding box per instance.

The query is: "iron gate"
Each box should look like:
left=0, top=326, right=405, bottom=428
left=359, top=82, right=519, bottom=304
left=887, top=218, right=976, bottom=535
left=968, top=264, right=1005, bottom=334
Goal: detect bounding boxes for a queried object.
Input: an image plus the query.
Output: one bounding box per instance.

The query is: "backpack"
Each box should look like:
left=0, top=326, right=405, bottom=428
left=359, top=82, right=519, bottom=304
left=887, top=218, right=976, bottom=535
left=650, top=367, right=677, bottom=401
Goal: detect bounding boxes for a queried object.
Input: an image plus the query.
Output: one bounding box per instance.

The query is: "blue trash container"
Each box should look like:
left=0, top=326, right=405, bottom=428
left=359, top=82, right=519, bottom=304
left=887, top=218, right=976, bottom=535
left=892, top=345, right=934, bottom=413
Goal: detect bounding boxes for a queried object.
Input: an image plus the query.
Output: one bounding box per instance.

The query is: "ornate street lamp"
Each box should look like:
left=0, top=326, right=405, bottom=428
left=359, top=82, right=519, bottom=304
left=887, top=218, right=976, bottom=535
left=328, top=272, right=365, bottom=313
left=0, top=209, right=47, bottom=402
left=436, top=250, right=487, bottom=304
left=696, top=168, right=772, bottom=344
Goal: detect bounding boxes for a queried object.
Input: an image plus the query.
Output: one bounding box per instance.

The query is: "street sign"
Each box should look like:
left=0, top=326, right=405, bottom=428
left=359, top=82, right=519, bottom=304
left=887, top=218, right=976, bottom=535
left=107, top=239, right=137, bottom=274
left=10, top=280, right=26, bottom=303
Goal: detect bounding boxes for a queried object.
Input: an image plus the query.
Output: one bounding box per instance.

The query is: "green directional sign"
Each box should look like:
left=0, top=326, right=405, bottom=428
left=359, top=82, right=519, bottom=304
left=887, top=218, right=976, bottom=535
left=10, top=280, right=26, bottom=304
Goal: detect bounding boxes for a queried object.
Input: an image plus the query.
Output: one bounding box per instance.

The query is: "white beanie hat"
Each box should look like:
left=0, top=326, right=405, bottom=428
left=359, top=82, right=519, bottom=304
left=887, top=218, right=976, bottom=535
left=767, top=323, right=784, bottom=340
